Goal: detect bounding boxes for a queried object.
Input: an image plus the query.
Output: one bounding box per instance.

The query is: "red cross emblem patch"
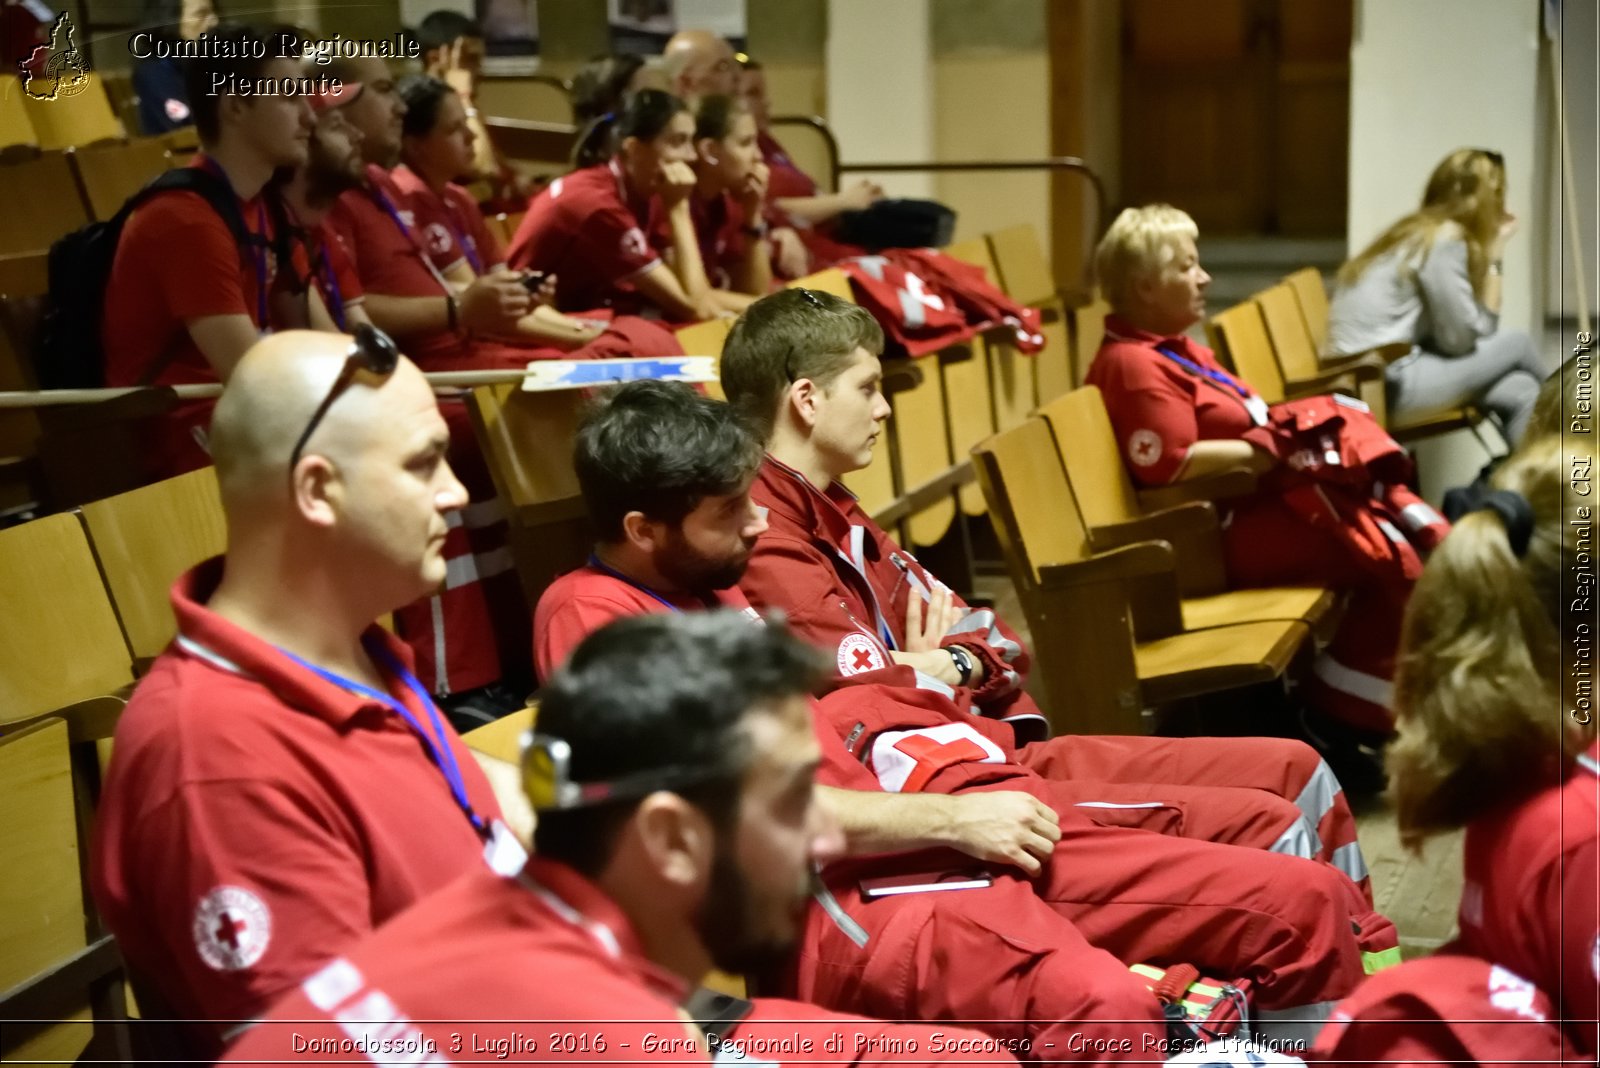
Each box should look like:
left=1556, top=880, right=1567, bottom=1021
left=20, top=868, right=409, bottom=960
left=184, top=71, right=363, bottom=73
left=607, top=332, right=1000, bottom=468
left=1128, top=428, right=1163, bottom=468
left=192, top=885, right=272, bottom=971
left=837, top=632, right=887, bottom=676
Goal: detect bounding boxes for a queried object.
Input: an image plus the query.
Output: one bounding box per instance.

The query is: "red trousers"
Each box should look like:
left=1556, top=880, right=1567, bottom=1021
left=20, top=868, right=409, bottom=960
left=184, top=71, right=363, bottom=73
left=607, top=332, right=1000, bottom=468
left=791, top=867, right=1165, bottom=1063
left=735, top=998, right=1026, bottom=1067
left=1224, top=494, right=1409, bottom=734
left=1019, top=734, right=1371, bottom=903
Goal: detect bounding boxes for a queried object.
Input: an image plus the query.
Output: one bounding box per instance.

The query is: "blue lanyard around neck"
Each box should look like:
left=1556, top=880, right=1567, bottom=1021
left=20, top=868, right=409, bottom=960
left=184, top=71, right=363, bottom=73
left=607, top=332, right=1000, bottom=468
left=278, top=637, right=486, bottom=837
left=1155, top=343, right=1251, bottom=400
left=587, top=554, right=700, bottom=614
left=317, top=246, right=345, bottom=330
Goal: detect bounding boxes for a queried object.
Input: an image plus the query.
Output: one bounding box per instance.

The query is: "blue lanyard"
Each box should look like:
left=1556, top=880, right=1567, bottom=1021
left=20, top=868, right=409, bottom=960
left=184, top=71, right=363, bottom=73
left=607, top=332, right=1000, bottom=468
left=441, top=199, right=484, bottom=274
left=1155, top=343, right=1252, bottom=400
left=279, top=638, right=487, bottom=837
left=587, top=554, right=702, bottom=614
left=317, top=246, right=346, bottom=331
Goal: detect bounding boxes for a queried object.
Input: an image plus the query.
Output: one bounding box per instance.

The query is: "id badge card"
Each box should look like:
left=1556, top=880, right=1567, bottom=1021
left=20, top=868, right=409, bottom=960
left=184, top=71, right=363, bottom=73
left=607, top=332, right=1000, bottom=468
left=1243, top=393, right=1270, bottom=427
left=483, top=818, right=528, bottom=876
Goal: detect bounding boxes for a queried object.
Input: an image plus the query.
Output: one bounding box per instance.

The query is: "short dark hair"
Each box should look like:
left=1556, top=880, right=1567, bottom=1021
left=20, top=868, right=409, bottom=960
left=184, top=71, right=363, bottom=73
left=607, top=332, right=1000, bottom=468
left=183, top=23, right=283, bottom=143
left=574, top=380, right=764, bottom=542
left=397, top=73, right=452, bottom=138
left=693, top=93, right=745, bottom=142
left=531, top=611, right=824, bottom=875
left=720, top=288, right=884, bottom=438
left=573, top=87, right=689, bottom=170
left=417, top=9, right=481, bottom=53
left=570, top=52, right=646, bottom=126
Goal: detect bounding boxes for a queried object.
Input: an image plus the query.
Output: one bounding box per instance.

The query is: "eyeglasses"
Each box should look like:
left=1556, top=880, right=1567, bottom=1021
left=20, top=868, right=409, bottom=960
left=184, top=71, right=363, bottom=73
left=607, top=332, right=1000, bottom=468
left=522, top=732, right=739, bottom=812
left=288, top=324, right=402, bottom=478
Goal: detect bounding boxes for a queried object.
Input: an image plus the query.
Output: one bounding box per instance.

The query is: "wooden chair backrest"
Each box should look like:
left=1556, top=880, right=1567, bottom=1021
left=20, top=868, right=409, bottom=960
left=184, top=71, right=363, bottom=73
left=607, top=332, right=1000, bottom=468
left=1069, top=293, right=1111, bottom=388
left=0, top=150, right=90, bottom=255
left=1256, top=282, right=1321, bottom=381
left=1205, top=300, right=1286, bottom=404
left=971, top=417, right=1093, bottom=588
left=161, top=125, right=199, bottom=156
left=1285, top=267, right=1329, bottom=351
left=21, top=72, right=123, bottom=150
left=69, top=138, right=172, bottom=220
left=476, top=76, right=572, bottom=125
left=466, top=384, right=586, bottom=512
left=78, top=467, right=226, bottom=665
left=0, top=513, right=133, bottom=725
left=0, top=74, right=37, bottom=152
left=0, top=718, right=92, bottom=1063
left=679, top=316, right=733, bottom=399
left=1038, top=386, right=1143, bottom=532
left=986, top=223, right=1056, bottom=306
left=940, top=237, right=998, bottom=515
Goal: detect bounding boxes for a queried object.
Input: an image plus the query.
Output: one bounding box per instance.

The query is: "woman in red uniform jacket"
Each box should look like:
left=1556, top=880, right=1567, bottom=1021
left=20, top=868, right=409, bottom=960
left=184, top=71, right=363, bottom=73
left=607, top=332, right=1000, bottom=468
left=1086, top=204, right=1425, bottom=748
left=393, top=73, right=680, bottom=361
left=1386, top=434, right=1598, bottom=1059
left=670, top=93, right=772, bottom=313
left=506, top=89, right=722, bottom=323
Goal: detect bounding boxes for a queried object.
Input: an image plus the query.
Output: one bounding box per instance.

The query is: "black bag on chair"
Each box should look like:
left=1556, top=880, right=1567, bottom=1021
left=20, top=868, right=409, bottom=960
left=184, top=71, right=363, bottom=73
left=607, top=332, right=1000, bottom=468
left=836, top=198, right=957, bottom=251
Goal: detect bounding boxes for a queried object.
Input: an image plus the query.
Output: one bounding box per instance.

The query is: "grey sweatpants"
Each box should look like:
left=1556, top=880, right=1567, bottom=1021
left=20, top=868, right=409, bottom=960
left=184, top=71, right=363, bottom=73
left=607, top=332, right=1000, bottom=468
left=1386, top=329, right=1544, bottom=444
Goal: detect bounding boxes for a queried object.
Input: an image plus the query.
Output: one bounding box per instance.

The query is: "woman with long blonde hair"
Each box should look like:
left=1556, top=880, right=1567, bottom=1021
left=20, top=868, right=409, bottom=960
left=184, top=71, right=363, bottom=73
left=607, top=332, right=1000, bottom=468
left=1326, top=148, right=1545, bottom=444
left=1387, top=432, right=1598, bottom=1056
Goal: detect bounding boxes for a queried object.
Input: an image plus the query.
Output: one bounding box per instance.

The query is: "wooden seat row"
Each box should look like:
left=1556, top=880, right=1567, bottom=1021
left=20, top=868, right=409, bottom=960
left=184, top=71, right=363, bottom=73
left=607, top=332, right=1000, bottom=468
left=0, top=71, right=126, bottom=154
left=0, top=137, right=178, bottom=259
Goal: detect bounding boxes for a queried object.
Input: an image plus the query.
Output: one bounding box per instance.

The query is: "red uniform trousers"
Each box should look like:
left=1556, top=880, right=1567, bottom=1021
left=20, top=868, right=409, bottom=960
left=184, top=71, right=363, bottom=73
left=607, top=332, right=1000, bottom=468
left=792, top=863, right=1165, bottom=1063
left=736, top=997, right=1023, bottom=1067
left=1019, top=735, right=1371, bottom=903
left=916, top=760, right=1394, bottom=1016
left=1223, top=494, right=1408, bottom=735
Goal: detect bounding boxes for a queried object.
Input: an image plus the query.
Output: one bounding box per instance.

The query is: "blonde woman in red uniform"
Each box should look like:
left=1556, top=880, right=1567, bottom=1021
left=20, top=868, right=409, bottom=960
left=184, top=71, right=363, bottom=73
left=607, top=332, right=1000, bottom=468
left=1386, top=432, right=1598, bottom=1058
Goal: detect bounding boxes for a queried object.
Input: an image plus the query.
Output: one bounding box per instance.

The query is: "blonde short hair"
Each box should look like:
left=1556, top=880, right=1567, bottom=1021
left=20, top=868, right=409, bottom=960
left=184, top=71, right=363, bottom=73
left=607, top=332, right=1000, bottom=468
left=1093, top=204, right=1199, bottom=311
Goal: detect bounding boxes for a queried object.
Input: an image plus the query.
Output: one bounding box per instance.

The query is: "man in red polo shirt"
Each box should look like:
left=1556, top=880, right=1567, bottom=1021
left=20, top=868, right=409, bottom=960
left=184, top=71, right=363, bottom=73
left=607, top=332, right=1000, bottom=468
left=101, top=23, right=338, bottom=477
left=91, top=330, right=524, bottom=1059
left=224, top=612, right=1022, bottom=1068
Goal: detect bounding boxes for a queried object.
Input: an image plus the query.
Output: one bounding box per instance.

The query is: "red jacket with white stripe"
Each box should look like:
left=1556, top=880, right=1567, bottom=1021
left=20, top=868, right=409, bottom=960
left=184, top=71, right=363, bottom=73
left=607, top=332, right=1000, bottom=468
left=741, top=456, right=1047, bottom=740
left=841, top=248, right=1044, bottom=358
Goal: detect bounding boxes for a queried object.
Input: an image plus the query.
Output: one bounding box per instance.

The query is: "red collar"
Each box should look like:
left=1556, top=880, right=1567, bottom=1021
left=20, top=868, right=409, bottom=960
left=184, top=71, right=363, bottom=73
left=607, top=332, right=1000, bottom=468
left=1102, top=312, right=1195, bottom=351
left=755, top=454, right=861, bottom=552
left=520, top=856, right=689, bottom=999
left=169, top=557, right=425, bottom=728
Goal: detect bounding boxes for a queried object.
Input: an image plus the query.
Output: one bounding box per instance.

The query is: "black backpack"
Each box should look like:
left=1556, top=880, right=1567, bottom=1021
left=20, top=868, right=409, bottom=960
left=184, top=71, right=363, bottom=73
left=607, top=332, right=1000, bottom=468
left=35, top=167, right=267, bottom=390
left=836, top=198, right=958, bottom=252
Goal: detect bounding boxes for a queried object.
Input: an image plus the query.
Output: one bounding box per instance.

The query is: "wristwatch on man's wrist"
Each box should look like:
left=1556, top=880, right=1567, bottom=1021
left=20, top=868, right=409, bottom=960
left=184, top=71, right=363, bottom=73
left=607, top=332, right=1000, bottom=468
left=946, top=645, right=975, bottom=687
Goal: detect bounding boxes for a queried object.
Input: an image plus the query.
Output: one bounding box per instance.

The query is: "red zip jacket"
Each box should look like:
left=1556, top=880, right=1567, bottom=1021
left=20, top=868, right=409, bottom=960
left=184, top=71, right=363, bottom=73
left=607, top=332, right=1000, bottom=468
left=742, top=456, right=1046, bottom=740
left=841, top=248, right=1044, bottom=358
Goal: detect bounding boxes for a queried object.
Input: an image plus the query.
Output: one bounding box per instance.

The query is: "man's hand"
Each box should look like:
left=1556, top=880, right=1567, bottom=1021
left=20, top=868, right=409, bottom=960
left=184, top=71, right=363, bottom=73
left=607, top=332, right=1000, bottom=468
left=738, top=160, right=771, bottom=214
left=935, top=791, right=1061, bottom=876
left=771, top=226, right=809, bottom=278
left=458, top=268, right=532, bottom=334
left=903, top=584, right=962, bottom=653
left=840, top=178, right=884, bottom=212
left=656, top=160, right=698, bottom=208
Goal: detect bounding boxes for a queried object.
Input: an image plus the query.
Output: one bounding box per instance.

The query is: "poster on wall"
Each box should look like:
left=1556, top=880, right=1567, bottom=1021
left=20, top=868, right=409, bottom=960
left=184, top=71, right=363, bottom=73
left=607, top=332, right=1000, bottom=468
left=607, top=0, right=744, bottom=55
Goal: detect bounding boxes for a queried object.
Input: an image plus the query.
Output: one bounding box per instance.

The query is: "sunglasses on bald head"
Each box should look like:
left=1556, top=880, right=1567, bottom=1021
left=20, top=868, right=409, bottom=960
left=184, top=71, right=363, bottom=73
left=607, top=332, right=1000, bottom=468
left=288, top=324, right=402, bottom=478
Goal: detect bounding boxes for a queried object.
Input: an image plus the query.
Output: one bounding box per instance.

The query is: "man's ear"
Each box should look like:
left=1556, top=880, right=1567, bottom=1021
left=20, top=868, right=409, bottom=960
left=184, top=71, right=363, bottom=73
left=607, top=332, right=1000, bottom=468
left=291, top=456, right=340, bottom=529
left=786, top=376, right=821, bottom=430
left=633, top=793, right=713, bottom=891
left=620, top=510, right=665, bottom=554
left=696, top=136, right=719, bottom=166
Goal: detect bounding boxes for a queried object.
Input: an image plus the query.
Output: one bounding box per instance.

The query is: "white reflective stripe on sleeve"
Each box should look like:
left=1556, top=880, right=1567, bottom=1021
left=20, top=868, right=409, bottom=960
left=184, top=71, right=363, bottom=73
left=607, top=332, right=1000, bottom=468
left=911, top=670, right=956, bottom=699
left=946, top=608, right=996, bottom=639
left=1399, top=501, right=1444, bottom=531
left=1580, top=753, right=1600, bottom=778
left=1266, top=814, right=1320, bottom=860
left=871, top=723, right=1007, bottom=793
left=1312, top=651, right=1393, bottom=709
left=1376, top=517, right=1408, bottom=547
left=1293, top=760, right=1342, bottom=832
left=1331, top=840, right=1370, bottom=885
left=1255, top=1000, right=1339, bottom=1045
left=302, top=958, right=365, bottom=1011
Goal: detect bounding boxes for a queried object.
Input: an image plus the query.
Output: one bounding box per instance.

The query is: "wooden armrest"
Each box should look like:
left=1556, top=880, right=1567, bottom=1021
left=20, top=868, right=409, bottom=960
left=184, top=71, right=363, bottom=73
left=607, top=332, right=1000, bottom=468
left=1283, top=368, right=1360, bottom=397
left=1136, top=468, right=1258, bottom=511
left=1037, top=540, right=1174, bottom=590
left=879, top=358, right=923, bottom=395
left=1088, top=500, right=1218, bottom=552
left=1316, top=351, right=1387, bottom=381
